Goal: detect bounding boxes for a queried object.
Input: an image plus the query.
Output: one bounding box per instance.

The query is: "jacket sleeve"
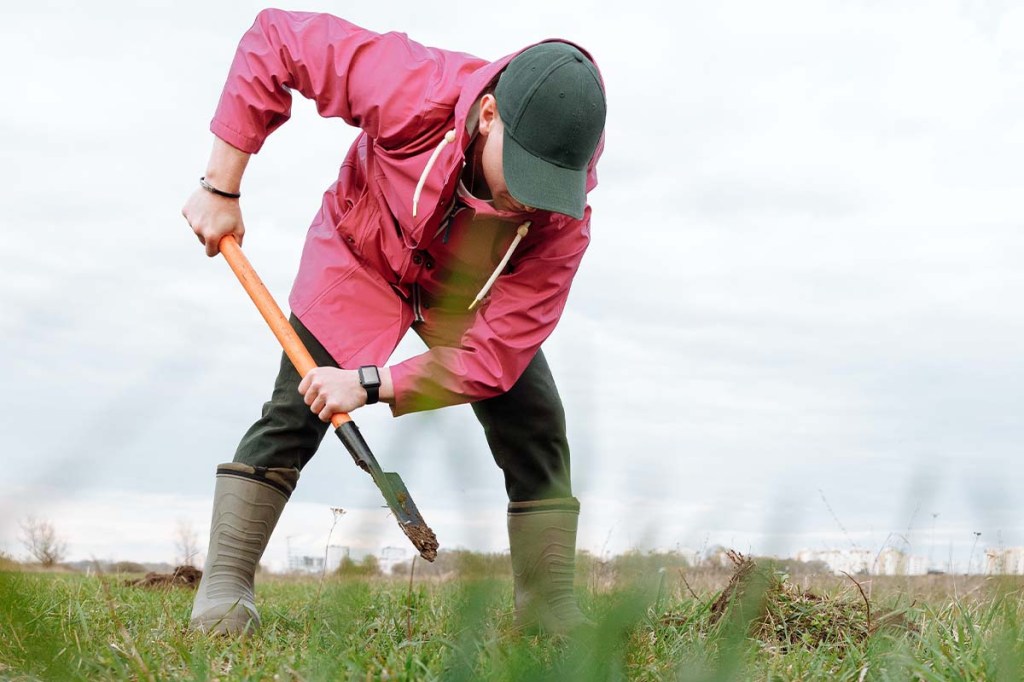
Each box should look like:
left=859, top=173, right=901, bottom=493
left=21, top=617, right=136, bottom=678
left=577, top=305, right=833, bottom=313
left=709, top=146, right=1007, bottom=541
left=210, top=9, right=458, bottom=152
left=388, top=213, right=591, bottom=415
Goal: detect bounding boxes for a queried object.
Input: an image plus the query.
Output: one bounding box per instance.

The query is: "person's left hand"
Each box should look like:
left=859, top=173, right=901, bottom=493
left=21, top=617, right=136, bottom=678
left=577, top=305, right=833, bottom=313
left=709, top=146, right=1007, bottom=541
left=299, top=367, right=367, bottom=421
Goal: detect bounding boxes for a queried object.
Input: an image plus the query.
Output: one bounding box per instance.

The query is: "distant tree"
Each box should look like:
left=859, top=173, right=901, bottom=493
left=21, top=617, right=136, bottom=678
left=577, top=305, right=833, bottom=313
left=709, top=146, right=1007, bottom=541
left=174, top=519, right=199, bottom=567
left=337, top=554, right=382, bottom=577
left=0, top=548, right=19, bottom=570
left=765, top=557, right=831, bottom=576
left=20, top=516, right=68, bottom=567
left=609, top=549, right=692, bottom=581
left=361, top=554, right=380, bottom=576
left=112, top=561, right=148, bottom=574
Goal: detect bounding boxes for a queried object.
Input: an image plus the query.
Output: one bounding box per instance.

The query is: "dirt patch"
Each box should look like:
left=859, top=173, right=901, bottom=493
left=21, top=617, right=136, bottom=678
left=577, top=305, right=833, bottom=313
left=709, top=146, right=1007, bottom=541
left=125, top=565, right=202, bottom=589
left=708, top=550, right=911, bottom=652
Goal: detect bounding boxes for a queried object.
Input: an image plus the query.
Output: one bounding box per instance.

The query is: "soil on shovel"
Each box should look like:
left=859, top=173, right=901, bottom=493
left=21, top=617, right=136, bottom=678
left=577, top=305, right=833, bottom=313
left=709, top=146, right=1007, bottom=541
left=709, top=550, right=911, bottom=652
left=125, top=565, right=203, bottom=589
left=403, top=523, right=439, bottom=562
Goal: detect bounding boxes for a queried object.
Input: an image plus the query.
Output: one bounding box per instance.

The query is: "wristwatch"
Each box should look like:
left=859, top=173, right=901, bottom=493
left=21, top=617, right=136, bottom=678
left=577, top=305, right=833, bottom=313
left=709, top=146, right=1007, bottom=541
left=358, top=365, right=381, bottom=405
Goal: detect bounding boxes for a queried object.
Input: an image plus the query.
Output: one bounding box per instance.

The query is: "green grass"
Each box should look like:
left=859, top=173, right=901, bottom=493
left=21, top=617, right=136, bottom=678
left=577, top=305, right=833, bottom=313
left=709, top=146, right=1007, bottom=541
left=1, top=569, right=1023, bottom=681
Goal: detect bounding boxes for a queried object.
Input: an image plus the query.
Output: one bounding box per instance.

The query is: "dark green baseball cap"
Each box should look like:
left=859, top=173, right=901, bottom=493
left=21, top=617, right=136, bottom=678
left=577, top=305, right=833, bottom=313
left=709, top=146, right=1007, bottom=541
left=495, top=42, right=606, bottom=219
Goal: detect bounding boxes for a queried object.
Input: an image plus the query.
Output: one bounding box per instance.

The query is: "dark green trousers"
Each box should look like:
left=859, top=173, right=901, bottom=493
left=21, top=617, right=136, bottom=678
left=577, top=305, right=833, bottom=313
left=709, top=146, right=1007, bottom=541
left=234, top=316, right=572, bottom=502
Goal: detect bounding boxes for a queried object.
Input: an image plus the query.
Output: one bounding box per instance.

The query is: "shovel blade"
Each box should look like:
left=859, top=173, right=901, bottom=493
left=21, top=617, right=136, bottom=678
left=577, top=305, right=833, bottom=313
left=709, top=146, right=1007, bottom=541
left=335, top=421, right=438, bottom=561
left=384, top=473, right=439, bottom=561
left=382, top=471, right=420, bottom=525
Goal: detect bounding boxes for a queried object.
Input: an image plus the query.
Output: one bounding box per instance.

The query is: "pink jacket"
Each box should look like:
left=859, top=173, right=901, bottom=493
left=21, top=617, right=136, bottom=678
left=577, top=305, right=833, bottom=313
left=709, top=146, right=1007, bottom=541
left=212, top=10, right=604, bottom=415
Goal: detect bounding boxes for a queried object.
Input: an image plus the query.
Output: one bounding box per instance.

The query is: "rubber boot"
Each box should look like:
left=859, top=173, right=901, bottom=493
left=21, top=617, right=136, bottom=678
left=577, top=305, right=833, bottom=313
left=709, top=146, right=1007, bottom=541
left=508, top=497, right=590, bottom=635
left=189, top=463, right=298, bottom=635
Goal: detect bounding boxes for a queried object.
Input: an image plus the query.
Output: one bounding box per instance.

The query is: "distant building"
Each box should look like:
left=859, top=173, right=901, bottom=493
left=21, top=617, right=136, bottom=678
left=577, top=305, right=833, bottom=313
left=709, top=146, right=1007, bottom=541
left=288, top=554, right=325, bottom=573
left=986, top=548, right=1024, bottom=575
left=795, top=548, right=927, bottom=576
left=288, top=544, right=349, bottom=574
left=874, top=547, right=928, bottom=576
left=703, top=546, right=737, bottom=569
left=326, top=544, right=349, bottom=572
left=796, top=549, right=872, bottom=575
left=379, top=546, right=409, bottom=574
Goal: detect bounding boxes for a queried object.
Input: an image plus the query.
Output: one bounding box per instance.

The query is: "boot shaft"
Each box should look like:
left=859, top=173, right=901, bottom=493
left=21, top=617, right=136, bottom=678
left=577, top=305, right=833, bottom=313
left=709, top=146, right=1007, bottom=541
left=191, top=463, right=298, bottom=634
left=507, top=497, right=581, bottom=583
left=507, top=497, right=588, bottom=633
left=205, top=464, right=298, bottom=584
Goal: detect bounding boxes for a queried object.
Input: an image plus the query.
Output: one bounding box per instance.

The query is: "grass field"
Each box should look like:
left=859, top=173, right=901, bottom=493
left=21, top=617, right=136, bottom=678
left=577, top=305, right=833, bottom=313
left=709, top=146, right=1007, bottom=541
left=2, top=565, right=1023, bottom=681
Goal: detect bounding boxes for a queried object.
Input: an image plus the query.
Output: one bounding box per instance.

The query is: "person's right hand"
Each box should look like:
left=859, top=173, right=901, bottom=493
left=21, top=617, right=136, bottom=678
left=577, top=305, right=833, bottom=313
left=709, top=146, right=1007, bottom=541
left=182, top=186, right=245, bottom=257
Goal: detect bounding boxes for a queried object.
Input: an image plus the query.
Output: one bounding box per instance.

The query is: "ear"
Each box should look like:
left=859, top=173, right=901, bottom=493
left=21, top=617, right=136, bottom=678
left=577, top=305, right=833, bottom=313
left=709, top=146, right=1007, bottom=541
left=478, top=94, right=499, bottom=135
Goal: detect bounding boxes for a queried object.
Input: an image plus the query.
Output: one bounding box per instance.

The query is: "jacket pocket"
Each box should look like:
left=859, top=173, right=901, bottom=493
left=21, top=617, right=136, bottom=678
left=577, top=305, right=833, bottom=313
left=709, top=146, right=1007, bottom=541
left=334, top=188, right=376, bottom=255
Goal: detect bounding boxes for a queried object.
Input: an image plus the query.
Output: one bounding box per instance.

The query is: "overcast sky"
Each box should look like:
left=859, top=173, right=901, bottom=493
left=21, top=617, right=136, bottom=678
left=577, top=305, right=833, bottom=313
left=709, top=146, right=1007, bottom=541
left=1, top=0, right=1021, bottom=572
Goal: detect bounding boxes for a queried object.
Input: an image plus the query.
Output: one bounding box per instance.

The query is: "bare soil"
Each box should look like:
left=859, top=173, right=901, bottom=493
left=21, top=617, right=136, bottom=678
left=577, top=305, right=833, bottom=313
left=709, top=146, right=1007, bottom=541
left=125, top=565, right=202, bottom=589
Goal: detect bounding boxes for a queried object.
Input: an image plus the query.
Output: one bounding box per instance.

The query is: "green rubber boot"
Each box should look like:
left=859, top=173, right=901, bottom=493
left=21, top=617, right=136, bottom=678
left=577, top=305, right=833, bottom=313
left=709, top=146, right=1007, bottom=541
left=508, top=497, right=591, bottom=635
left=189, top=463, right=298, bottom=635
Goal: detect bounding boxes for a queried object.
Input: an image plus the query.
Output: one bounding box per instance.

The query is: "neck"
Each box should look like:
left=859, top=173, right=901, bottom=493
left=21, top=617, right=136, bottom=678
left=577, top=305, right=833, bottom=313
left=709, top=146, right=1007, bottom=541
left=462, top=137, right=492, bottom=200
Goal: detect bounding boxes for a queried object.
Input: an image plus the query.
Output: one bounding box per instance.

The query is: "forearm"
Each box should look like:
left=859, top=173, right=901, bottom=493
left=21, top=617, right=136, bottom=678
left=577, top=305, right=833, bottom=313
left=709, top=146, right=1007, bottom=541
left=204, top=136, right=251, bottom=194
left=388, top=342, right=536, bottom=415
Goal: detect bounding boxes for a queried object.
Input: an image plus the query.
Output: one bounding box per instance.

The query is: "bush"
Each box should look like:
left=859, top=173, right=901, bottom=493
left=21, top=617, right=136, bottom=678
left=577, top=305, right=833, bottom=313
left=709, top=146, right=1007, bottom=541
left=391, top=549, right=511, bottom=579
left=337, top=554, right=381, bottom=577
left=0, top=550, right=20, bottom=571
left=609, top=549, right=691, bottom=581
left=112, top=561, right=148, bottom=574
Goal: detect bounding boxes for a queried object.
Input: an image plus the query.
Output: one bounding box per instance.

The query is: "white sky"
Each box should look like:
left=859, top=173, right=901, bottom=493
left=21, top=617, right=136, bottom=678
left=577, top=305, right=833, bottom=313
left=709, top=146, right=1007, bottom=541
left=1, top=0, right=1022, bottom=572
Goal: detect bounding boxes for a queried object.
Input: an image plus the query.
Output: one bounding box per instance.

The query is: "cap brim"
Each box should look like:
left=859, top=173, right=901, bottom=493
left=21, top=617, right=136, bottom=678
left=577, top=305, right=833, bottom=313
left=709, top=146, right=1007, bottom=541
left=503, top=131, right=588, bottom=220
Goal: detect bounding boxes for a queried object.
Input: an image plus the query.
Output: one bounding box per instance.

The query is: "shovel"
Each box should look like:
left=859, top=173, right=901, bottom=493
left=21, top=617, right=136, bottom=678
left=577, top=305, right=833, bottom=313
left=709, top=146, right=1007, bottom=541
left=218, top=235, right=439, bottom=561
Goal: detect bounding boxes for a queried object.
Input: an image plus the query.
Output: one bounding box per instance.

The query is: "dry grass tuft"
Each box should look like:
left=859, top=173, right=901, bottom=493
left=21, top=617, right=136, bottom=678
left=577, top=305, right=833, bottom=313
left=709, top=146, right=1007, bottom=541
left=708, top=550, right=912, bottom=653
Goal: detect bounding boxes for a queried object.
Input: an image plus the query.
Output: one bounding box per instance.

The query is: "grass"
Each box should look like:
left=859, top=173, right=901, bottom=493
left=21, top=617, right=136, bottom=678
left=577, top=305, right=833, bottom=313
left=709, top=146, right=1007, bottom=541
left=1, top=566, right=1023, bottom=681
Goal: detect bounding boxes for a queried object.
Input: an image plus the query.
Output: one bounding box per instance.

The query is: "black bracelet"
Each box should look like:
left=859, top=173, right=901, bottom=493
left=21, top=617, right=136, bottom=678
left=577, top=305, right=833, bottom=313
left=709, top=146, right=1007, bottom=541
left=199, top=176, right=241, bottom=199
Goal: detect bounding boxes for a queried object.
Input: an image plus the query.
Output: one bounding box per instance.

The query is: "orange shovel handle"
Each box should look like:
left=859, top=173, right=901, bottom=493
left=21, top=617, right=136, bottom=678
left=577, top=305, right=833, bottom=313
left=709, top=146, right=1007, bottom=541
left=219, top=235, right=351, bottom=428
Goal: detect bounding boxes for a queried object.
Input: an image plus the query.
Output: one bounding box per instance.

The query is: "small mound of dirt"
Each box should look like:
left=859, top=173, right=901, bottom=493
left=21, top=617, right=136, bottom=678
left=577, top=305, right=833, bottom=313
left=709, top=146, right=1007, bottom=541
left=709, top=550, right=909, bottom=652
left=125, top=565, right=202, bottom=589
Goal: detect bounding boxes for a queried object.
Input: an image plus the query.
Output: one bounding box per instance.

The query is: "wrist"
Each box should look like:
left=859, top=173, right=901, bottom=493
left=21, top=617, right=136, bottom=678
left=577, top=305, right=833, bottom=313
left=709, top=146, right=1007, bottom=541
left=199, top=176, right=241, bottom=199
left=203, top=136, right=250, bottom=196
left=357, top=365, right=382, bottom=405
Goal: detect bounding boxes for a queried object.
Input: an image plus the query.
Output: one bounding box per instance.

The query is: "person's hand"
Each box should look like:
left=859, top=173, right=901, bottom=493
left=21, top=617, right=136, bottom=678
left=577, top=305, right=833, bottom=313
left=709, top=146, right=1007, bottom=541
left=183, top=138, right=251, bottom=256
left=182, top=187, right=245, bottom=257
left=299, top=367, right=367, bottom=421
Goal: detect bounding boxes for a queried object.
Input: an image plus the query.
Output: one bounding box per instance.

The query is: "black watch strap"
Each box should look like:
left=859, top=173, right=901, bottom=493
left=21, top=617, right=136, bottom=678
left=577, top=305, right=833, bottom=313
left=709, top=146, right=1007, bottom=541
left=358, top=365, right=381, bottom=405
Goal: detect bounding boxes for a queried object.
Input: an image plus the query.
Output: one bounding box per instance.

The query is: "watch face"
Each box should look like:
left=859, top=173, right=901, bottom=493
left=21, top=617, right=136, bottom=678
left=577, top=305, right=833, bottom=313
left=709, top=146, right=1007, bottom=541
left=359, top=365, right=381, bottom=387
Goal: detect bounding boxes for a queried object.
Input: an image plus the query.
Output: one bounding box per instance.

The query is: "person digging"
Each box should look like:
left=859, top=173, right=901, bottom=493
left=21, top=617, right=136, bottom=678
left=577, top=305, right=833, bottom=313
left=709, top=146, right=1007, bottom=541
left=181, top=9, right=607, bottom=637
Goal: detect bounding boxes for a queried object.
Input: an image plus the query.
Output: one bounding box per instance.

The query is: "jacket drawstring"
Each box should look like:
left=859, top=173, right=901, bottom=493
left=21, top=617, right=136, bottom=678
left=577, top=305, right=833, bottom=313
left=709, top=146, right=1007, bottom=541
left=468, top=222, right=530, bottom=311
left=413, top=127, right=528, bottom=311
left=413, top=129, right=457, bottom=218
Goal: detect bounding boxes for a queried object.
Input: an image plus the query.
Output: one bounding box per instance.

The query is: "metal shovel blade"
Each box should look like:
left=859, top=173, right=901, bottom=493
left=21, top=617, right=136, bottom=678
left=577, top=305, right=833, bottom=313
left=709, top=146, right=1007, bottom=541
left=335, top=421, right=439, bottom=561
